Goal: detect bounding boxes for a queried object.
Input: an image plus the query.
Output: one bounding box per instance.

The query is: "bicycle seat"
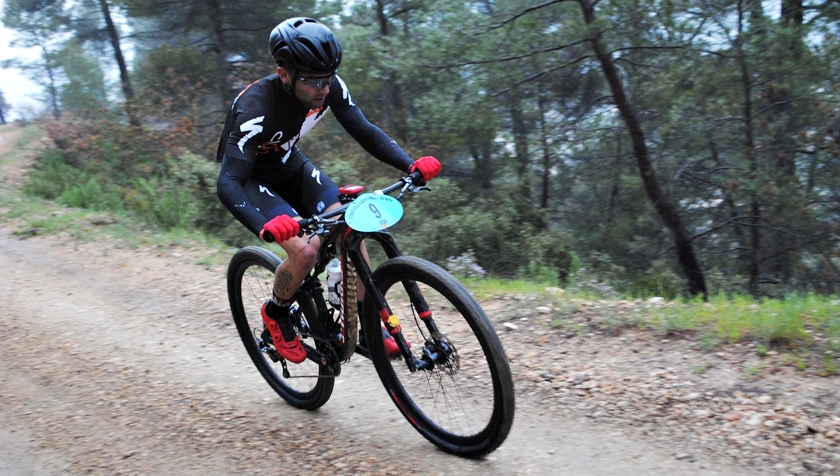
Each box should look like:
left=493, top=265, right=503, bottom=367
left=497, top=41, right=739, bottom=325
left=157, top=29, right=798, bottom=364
left=338, top=184, right=365, bottom=200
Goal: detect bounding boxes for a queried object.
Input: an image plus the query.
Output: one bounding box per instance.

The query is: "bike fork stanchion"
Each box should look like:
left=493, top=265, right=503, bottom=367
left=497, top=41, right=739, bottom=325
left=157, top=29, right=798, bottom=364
left=366, top=288, right=415, bottom=371
left=349, top=249, right=417, bottom=371
left=401, top=279, right=443, bottom=336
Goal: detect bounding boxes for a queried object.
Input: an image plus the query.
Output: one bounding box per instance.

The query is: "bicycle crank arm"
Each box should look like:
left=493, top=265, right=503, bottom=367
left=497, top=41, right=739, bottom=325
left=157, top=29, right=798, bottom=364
left=354, top=342, right=371, bottom=359
left=302, top=343, right=341, bottom=376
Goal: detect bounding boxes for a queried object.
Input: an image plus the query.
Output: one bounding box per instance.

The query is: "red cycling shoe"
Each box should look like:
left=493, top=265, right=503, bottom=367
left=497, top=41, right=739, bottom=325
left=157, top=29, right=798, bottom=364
left=261, top=302, right=307, bottom=364
left=382, top=327, right=410, bottom=360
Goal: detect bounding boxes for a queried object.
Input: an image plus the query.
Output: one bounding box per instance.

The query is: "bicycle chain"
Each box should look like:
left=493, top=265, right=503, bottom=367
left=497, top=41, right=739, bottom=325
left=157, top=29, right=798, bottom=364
left=258, top=326, right=342, bottom=379
left=282, top=333, right=342, bottom=379
left=260, top=257, right=359, bottom=377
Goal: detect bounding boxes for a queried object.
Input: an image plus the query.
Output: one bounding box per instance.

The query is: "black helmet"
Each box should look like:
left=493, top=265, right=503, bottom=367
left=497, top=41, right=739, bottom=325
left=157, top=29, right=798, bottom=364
left=269, top=17, right=342, bottom=75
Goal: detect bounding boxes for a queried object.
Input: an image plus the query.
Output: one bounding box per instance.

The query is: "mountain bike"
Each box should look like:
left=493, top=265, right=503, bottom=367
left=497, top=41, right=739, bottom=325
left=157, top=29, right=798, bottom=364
left=226, top=171, right=515, bottom=457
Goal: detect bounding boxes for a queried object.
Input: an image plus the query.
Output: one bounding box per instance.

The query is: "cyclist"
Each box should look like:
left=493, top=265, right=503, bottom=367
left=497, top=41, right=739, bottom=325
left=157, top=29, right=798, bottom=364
left=216, top=17, right=440, bottom=364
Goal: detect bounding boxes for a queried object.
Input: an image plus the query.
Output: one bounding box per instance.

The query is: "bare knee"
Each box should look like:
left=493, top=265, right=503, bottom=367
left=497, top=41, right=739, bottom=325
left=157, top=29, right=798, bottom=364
left=296, top=241, right=320, bottom=269
left=281, top=237, right=320, bottom=272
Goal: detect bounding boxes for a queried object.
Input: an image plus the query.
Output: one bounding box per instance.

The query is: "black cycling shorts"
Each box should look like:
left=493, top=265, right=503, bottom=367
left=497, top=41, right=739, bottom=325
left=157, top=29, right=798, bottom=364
left=243, top=149, right=340, bottom=220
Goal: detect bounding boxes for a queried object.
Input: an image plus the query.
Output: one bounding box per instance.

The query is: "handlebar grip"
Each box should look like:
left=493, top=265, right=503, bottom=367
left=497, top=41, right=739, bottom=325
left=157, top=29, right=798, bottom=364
left=409, top=169, right=426, bottom=185
left=261, top=230, right=275, bottom=243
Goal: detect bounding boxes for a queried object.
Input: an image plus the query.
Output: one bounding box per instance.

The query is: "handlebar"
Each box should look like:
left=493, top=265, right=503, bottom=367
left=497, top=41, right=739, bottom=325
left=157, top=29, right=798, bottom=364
left=295, top=170, right=427, bottom=233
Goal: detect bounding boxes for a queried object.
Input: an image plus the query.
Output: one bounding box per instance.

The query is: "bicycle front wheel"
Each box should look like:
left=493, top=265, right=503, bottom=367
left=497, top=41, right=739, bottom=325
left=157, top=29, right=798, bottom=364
left=227, top=246, right=334, bottom=410
left=363, top=256, right=515, bottom=457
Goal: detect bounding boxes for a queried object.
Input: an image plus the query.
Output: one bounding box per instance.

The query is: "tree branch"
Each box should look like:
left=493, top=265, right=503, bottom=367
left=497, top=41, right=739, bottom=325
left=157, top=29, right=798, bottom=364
left=483, top=0, right=573, bottom=31
left=492, top=55, right=594, bottom=97
left=435, top=38, right=593, bottom=69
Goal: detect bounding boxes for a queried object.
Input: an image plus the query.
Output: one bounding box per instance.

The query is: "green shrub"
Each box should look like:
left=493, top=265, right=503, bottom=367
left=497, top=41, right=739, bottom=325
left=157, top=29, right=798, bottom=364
left=128, top=176, right=195, bottom=230
left=59, top=178, right=105, bottom=210
left=23, top=149, right=85, bottom=200
left=395, top=178, right=573, bottom=281
left=627, top=259, right=682, bottom=300
left=649, top=298, right=703, bottom=335
left=750, top=298, right=809, bottom=345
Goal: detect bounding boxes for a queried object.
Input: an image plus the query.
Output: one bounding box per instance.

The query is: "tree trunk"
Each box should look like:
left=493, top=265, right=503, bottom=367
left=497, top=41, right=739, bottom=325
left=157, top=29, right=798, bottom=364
left=510, top=92, right=530, bottom=178
left=373, top=0, right=409, bottom=143
left=538, top=94, right=551, bottom=209
left=740, top=66, right=762, bottom=297
left=781, top=0, right=804, bottom=25
left=206, top=0, right=230, bottom=110
left=606, top=130, right=623, bottom=227
left=41, top=43, right=61, bottom=120
left=509, top=91, right=533, bottom=202
left=470, top=138, right=494, bottom=190
left=577, top=0, right=708, bottom=298
left=734, top=1, right=762, bottom=297
left=98, top=0, right=138, bottom=126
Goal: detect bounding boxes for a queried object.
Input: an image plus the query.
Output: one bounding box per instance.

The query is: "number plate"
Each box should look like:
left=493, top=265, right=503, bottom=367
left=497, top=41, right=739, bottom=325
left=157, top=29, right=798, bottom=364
left=344, top=193, right=404, bottom=232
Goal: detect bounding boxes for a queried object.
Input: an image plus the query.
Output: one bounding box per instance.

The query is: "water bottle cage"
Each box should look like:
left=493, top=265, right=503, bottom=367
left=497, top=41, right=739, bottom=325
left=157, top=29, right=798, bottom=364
left=328, top=281, right=343, bottom=309
left=327, top=258, right=343, bottom=310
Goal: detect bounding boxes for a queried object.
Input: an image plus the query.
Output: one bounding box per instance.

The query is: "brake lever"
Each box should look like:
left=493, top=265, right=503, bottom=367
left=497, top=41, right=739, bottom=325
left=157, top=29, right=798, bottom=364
left=298, top=217, right=337, bottom=243
left=306, top=229, right=320, bottom=244
left=395, top=177, right=431, bottom=200
left=395, top=180, right=413, bottom=200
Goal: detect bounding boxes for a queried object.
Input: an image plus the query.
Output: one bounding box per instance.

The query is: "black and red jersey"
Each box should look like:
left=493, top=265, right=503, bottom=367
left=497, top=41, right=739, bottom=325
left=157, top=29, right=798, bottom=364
left=216, top=73, right=414, bottom=235
left=217, top=73, right=412, bottom=171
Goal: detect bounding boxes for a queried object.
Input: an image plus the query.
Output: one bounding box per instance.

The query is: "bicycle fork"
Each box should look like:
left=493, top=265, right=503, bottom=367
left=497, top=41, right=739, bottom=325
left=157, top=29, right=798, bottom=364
left=392, top=278, right=455, bottom=371
left=346, top=241, right=450, bottom=372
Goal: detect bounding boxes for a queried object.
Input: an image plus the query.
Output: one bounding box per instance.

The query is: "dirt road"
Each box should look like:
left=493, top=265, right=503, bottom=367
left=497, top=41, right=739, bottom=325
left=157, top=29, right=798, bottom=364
left=0, top=226, right=752, bottom=475
left=2, top=123, right=837, bottom=475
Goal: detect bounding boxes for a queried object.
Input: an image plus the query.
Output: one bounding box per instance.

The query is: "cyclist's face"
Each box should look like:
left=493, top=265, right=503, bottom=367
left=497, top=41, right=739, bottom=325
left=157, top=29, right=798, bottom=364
left=277, top=67, right=331, bottom=110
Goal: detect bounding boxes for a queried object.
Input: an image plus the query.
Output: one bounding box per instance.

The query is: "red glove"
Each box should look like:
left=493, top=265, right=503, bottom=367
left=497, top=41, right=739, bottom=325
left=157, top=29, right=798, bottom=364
left=410, top=156, right=441, bottom=182
left=260, top=215, right=300, bottom=243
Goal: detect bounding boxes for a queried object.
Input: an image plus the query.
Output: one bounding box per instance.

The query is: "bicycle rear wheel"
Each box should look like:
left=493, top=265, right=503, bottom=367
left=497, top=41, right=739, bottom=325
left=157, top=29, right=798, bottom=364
left=227, top=246, right=334, bottom=410
left=362, top=256, right=515, bottom=457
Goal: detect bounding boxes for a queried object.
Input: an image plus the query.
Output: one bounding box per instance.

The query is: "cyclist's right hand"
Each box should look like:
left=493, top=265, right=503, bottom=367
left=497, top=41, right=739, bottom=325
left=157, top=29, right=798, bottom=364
left=260, top=215, right=300, bottom=243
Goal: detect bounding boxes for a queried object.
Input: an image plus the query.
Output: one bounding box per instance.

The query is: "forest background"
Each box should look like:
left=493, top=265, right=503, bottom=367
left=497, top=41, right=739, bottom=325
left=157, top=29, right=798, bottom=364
left=2, top=0, right=840, bottom=301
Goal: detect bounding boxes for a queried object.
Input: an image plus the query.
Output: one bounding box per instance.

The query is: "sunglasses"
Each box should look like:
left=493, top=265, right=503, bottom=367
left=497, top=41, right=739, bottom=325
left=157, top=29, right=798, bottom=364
left=296, top=73, right=335, bottom=89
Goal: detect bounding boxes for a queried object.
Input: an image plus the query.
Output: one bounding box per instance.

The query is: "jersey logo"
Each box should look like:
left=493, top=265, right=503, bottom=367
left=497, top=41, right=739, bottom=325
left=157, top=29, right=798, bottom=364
left=311, top=167, right=322, bottom=185
left=259, top=185, right=275, bottom=197
left=337, top=76, right=355, bottom=106
left=238, top=116, right=265, bottom=153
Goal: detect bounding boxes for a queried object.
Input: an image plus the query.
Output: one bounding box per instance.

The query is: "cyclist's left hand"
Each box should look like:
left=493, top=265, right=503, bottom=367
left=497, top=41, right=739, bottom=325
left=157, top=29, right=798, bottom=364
left=410, top=156, right=441, bottom=182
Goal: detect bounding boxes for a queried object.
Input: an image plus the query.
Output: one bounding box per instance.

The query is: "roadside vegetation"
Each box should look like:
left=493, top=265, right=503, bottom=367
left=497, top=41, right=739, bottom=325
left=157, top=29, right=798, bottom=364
left=1, top=121, right=837, bottom=377
left=2, top=0, right=839, bottom=377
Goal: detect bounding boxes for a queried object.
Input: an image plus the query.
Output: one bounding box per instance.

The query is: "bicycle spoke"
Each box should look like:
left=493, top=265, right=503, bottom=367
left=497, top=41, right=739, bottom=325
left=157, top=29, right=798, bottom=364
left=228, top=247, right=335, bottom=410
left=364, top=256, right=514, bottom=456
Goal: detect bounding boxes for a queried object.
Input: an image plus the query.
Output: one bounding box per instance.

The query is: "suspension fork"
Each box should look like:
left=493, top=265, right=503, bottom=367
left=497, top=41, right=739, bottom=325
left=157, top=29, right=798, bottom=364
left=346, top=232, right=442, bottom=370
left=363, top=231, right=443, bottom=336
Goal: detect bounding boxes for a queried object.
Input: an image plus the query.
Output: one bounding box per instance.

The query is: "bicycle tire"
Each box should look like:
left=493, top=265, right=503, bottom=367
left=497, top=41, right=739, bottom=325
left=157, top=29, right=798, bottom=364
left=362, top=256, right=515, bottom=457
left=227, top=246, right=334, bottom=410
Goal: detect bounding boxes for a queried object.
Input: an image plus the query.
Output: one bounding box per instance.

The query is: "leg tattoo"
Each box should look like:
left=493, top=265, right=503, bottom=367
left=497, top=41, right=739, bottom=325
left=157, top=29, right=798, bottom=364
left=274, top=268, right=296, bottom=301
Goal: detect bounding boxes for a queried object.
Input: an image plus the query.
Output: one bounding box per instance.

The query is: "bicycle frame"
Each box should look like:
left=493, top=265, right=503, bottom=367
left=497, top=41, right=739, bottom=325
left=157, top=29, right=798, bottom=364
left=300, top=176, right=446, bottom=373
left=228, top=171, right=516, bottom=455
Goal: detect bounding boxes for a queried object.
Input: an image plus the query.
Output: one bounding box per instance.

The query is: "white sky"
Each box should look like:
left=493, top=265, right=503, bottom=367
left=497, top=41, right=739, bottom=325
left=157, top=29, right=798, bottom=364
left=0, top=0, right=44, bottom=121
